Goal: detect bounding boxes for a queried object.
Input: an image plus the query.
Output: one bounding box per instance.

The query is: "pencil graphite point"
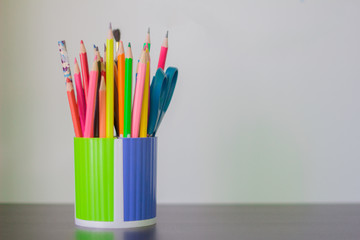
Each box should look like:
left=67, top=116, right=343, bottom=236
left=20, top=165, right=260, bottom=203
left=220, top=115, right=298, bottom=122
left=128, top=42, right=131, bottom=47
left=93, top=44, right=96, bottom=49
left=81, top=40, right=84, bottom=44
left=166, top=31, right=168, bottom=38
left=109, top=22, right=112, bottom=30
left=148, top=27, right=150, bottom=33
left=96, top=46, right=99, bottom=51
left=104, top=44, right=106, bottom=51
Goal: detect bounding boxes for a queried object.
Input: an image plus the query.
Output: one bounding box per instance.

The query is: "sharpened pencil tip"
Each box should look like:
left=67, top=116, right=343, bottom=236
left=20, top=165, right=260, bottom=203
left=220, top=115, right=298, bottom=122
left=148, top=27, right=150, bottom=33
left=74, top=58, right=77, bottom=64
left=128, top=42, right=131, bottom=47
left=80, top=40, right=84, bottom=44
left=96, top=46, right=99, bottom=51
left=93, top=44, right=96, bottom=49
left=166, top=31, right=168, bottom=38
left=104, top=44, right=106, bottom=51
left=109, top=22, right=112, bottom=29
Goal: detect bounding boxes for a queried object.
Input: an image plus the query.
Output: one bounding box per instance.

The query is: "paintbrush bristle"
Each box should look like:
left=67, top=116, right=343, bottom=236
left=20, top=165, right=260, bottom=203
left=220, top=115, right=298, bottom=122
left=113, top=29, right=121, bottom=42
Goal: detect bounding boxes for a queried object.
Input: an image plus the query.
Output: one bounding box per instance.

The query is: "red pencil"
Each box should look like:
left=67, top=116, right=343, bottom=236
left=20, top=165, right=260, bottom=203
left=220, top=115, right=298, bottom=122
left=80, top=40, right=90, bottom=102
left=66, top=78, right=82, bottom=137
left=74, top=58, right=86, bottom=134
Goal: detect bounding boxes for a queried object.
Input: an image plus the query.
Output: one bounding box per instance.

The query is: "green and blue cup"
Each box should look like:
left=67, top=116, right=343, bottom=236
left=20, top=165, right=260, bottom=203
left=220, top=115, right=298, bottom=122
left=74, top=137, right=157, bottom=228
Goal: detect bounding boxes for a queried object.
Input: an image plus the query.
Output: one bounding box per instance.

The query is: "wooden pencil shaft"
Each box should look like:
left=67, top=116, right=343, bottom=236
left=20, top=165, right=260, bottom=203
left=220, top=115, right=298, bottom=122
left=106, top=37, right=114, bottom=138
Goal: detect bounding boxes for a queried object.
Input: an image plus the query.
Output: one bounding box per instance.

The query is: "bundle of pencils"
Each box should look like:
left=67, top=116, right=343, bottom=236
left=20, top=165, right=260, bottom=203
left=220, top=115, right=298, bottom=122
left=58, top=24, right=173, bottom=138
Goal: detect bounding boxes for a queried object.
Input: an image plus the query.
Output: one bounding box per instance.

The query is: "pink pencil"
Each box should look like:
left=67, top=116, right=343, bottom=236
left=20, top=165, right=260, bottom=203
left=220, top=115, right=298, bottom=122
left=84, top=59, right=99, bottom=138
left=131, top=51, right=147, bottom=138
left=74, top=58, right=86, bottom=134
left=157, top=31, right=168, bottom=70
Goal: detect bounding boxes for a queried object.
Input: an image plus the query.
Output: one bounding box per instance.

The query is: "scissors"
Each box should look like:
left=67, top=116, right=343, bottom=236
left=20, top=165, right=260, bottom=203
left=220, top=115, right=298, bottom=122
left=147, top=67, right=178, bottom=137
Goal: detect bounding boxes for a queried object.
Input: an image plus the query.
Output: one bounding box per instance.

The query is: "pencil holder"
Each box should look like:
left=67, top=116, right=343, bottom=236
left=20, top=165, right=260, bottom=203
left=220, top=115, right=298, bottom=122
left=73, top=137, right=157, bottom=229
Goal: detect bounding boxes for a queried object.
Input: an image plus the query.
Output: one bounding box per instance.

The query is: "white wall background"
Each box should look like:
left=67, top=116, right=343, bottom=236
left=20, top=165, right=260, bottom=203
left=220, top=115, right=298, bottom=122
left=1, top=0, right=360, bottom=203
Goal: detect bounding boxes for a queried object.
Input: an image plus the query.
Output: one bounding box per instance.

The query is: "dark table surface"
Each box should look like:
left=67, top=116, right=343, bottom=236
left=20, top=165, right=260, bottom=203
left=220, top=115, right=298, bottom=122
left=0, top=204, right=359, bottom=240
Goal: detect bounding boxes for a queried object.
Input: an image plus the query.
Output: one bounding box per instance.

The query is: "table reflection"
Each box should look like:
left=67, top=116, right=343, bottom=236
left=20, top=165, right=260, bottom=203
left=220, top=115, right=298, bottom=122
left=74, top=226, right=156, bottom=240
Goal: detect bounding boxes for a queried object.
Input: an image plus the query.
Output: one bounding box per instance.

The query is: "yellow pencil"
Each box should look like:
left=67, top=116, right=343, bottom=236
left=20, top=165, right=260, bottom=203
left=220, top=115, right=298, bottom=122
left=106, top=23, right=114, bottom=138
left=139, top=47, right=150, bottom=137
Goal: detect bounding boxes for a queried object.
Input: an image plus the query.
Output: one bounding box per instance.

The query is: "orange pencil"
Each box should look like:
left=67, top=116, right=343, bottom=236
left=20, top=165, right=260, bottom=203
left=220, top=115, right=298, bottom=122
left=66, top=78, right=82, bottom=137
left=117, top=41, right=125, bottom=136
left=114, top=64, right=120, bottom=136
left=99, top=76, right=106, bottom=138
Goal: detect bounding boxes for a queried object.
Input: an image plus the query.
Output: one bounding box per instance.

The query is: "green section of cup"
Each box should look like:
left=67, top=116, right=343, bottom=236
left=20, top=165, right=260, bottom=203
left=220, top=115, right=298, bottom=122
left=74, top=138, right=114, bottom=221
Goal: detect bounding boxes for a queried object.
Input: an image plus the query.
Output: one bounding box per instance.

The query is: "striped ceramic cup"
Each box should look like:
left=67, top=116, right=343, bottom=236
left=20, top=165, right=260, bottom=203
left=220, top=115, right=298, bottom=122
left=73, top=137, right=157, bottom=228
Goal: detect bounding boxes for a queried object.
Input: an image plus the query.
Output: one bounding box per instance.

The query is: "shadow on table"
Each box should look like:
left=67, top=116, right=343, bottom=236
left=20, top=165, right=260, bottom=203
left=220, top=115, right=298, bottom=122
left=74, top=226, right=156, bottom=240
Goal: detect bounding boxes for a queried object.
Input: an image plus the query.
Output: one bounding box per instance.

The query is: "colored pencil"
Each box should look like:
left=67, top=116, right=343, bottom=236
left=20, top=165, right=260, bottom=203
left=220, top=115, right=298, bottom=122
left=93, top=49, right=102, bottom=137
left=124, top=43, right=133, bottom=138
left=99, top=76, right=106, bottom=138
left=103, top=44, right=106, bottom=66
left=101, top=59, right=106, bottom=82
left=58, top=40, right=72, bottom=82
left=139, top=47, right=150, bottom=137
left=80, top=40, right=90, bottom=102
left=117, top=40, right=125, bottom=137
left=143, top=27, right=151, bottom=51
left=106, top=23, right=114, bottom=138
left=74, top=58, right=86, bottom=134
left=157, top=31, right=168, bottom=70
left=134, top=48, right=144, bottom=85
left=113, top=64, right=120, bottom=136
left=84, top=59, right=99, bottom=138
left=66, top=78, right=82, bottom=137
left=131, top=50, right=146, bottom=138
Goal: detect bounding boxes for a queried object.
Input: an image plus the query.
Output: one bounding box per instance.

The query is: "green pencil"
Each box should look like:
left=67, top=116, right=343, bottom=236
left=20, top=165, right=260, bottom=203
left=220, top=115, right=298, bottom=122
left=124, top=43, right=133, bottom=138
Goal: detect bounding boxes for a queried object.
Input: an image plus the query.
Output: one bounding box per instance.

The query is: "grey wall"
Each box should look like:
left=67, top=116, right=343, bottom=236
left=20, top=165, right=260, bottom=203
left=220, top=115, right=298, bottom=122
left=1, top=0, right=360, bottom=203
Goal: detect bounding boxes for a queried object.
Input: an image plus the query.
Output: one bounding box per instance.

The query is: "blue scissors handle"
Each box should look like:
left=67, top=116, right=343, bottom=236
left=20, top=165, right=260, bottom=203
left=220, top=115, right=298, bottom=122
left=147, top=67, right=178, bottom=136
left=153, top=67, right=178, bottom=136
left=147, top=68, right=168, bottom=136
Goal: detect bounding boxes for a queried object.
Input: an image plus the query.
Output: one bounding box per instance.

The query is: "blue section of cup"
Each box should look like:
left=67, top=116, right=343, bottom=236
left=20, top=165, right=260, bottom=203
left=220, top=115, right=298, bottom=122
left=123, top=137, right=157, bottom=221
